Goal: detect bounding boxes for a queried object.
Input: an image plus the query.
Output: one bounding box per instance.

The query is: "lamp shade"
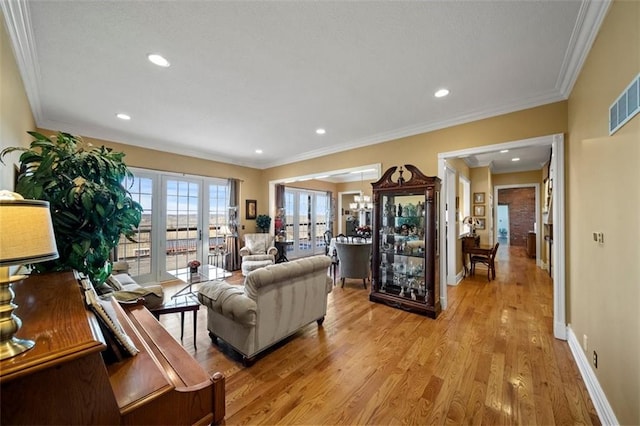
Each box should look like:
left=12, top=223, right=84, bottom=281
left=0, top=192, right=59, bottom=266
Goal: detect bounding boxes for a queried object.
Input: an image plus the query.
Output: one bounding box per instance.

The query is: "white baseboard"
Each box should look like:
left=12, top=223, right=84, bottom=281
left=446, top=270, right=464, bottom=286
left=567, top=326, right=619, bottom=425
left=554, top=321, right=567, bottom=340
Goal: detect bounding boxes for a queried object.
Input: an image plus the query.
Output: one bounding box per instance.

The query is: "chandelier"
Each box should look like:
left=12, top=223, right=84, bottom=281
left=350, top=171, right=373, bottom=211
left=350, top=194, right=372, bottom=211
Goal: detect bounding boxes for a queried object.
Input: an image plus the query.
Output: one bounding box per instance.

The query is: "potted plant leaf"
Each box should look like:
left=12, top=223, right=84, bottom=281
left=256, top=214, right=271, bottom=233
left=1, top=131, right=142, bottom=286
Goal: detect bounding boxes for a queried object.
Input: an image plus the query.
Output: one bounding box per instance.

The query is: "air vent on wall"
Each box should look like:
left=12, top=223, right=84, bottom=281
left=609, top=73, right=640, bottom=135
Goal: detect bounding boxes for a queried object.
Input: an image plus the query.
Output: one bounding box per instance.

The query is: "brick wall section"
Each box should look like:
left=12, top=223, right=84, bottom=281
left=498, top=187, right=535, bottom=247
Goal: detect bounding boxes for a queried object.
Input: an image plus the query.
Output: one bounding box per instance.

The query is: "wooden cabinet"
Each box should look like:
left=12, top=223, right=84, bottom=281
left=370, top=165, right=441, bottom=318
left=1, top=271, right=225, bottom=425
left=527, top=231, right=536, bottom=258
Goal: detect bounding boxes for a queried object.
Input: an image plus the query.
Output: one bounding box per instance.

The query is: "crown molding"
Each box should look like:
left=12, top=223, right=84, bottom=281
left=260, top=90, right=564, bottom=169
left=557, top=0, right=612, bottom=97
left=1, top=0, right=43, bottom=123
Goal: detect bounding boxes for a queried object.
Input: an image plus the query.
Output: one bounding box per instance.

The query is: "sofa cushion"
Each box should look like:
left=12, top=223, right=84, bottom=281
left=198, top=281, right=257, bottom=327
left=112, top=273, right=138, bottom=286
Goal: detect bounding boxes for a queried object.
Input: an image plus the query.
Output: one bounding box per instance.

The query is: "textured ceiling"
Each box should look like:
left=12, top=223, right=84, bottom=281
left=2, top=0, right=609, bottom=173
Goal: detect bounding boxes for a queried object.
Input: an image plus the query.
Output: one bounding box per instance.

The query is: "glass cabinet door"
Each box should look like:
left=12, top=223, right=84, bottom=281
left=378, top=193, right=428, bottom=302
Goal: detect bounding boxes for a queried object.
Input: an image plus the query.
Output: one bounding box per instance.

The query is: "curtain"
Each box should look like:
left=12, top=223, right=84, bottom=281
left=327, top=190, right=333, bottom=235
left=275, top=184, right=286, bottom=239
left=275, top=184, right=285, bottom=209
left=225, top=178, right=240, bottom=270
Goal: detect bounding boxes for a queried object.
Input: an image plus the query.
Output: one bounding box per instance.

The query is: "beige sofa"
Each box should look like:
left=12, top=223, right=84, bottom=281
left=197, top=255, right=332, bottom=364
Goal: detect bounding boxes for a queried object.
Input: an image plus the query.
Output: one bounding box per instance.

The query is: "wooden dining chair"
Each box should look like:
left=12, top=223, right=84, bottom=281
left=470, top=242, right=499, bottom=281
left=336, top=233, right=349, bottom=243
left=351, top=235, right=367, bottom=243
left=323, top=230, right=333, bottom=255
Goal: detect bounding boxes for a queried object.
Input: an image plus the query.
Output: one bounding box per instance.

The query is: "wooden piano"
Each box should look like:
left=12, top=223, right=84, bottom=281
left=0, top=271, right=225, bottom=425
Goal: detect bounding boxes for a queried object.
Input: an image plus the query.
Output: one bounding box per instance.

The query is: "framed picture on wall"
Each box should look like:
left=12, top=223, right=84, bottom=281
left=476, top=218, right=486, bottom=230
left=473, top=192, right=485, bottom=203
left=474, top=205, right=485, bottom=217
left=245, top=199, right=257, bottom=219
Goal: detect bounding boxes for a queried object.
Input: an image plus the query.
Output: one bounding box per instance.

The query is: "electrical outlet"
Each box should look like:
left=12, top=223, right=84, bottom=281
left=598, top=232, right=604, bottom=244
left=582, top=334, right=588, bottom=351
left=593, top=351, right=598, bottom=368
left=593, top=232, right=598, bottom=241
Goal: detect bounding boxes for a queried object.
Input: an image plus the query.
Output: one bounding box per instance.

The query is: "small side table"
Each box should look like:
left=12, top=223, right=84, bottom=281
left=150, top=295, right=200, bottom=348
left=275, top=241, right=290, bottom=263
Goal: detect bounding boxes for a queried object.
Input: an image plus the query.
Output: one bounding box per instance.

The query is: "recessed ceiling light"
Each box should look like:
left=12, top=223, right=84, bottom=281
left=500, top=149, right=509, bottom=153
left=512, top=157, right=520, bottom=162
left=316, top=128, right=326, bottom=135
left=147, top=54, right=170, bottom=67
left=116, top=113, right=131, bottom=120
left=434, top=88, right=449, bottom=98
left=255, top=149, right=263, bottom=154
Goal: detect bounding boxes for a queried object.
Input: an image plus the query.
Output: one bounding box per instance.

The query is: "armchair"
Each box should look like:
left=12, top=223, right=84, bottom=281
left=239, top=233, right=278, bottom=275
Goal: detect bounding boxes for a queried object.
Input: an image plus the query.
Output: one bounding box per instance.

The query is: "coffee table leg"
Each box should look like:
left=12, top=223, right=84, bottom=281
left=180, top=312, right=185, bottom=341
left=193, top=310, right=197, bottom=349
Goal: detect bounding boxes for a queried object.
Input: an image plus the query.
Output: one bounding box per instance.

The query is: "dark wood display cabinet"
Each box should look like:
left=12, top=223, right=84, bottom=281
left=370, top=165, right=441, bottom=318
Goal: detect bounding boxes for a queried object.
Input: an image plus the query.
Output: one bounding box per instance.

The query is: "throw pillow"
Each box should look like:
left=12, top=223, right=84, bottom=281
left=105, top=275, right=124, bottom=291
left=247, top=238, right=266, bottom=255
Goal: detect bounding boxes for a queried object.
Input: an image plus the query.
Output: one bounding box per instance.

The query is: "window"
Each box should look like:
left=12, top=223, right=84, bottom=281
left=118, top=172, right=153, bottom=278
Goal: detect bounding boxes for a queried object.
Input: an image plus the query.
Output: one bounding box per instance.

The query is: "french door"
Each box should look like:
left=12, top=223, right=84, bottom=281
left=116, top=169, right=229, bottom=283
left=284, top=188, right=330, bottom=259
left=162, top=177, right=231, bottom=280
left=163, top=177, right=201, bottom=279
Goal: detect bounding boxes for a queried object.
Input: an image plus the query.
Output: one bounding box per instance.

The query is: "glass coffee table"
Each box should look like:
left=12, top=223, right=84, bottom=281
left=170, top=267, right=210, bottom=299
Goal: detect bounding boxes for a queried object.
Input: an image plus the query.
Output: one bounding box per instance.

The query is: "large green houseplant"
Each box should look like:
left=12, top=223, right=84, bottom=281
left=256, top=214, right=271, bottom=233
left=1, top=131, right=142, bottom=285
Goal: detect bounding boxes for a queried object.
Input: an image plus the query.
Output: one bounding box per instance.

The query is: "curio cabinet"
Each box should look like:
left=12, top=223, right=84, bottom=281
left=370, top=165, right=441, bottom=318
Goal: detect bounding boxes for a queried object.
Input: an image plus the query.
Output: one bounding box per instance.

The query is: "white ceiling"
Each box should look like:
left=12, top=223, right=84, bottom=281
left=2, top=0, right=609, bottom=174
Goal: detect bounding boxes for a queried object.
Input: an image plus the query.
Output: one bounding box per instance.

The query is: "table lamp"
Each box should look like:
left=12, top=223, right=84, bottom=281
left=463, top=215, right=481, bottom=235
left=0, top=190, right=59, bottom=360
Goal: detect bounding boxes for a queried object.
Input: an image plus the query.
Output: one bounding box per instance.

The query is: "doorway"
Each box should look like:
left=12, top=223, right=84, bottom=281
left=438, top=133, right=566, bottom=340
left=497, top=205, right=510, bottom=245
left=496, top=185, right=538, bottom=252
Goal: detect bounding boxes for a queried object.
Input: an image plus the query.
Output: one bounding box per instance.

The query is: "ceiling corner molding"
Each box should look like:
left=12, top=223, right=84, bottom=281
left=263, top=91, right=566, bottom=170
left=557, top=0, right=612, bottom=98
left=1, top=0, right=43, bottom=123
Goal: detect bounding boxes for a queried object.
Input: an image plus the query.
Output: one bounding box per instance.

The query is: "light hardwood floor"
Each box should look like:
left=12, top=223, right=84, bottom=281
left=159, top=245, right=600, bottom=425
